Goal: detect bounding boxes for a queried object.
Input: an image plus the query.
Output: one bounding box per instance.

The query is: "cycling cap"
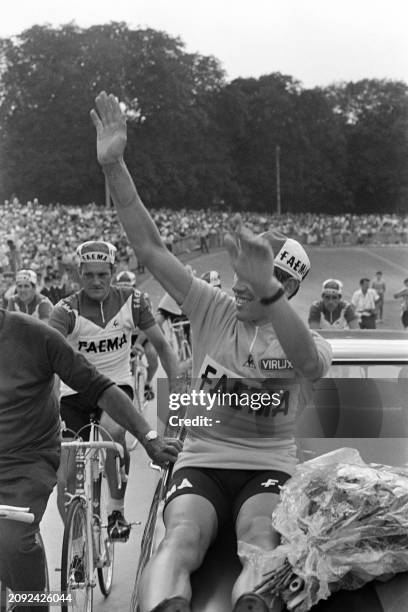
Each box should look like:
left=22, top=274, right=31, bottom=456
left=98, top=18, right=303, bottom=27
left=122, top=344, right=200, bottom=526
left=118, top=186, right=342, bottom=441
left=116, top=270, right=136, bottom=287
left=16, top=269, right=37, bottom=286
left=76, top=241, right=116, bottom=264
left=322, top=279, right=343, bottom=296
left=201, top=270, right=221, bottom=287
left=259, top=230, right=310, bottom=282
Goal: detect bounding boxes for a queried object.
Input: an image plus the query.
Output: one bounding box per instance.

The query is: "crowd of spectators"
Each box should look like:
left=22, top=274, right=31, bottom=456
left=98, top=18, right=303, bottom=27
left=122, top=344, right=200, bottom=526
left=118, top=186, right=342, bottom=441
left=1, top=197, right=407, bottom=285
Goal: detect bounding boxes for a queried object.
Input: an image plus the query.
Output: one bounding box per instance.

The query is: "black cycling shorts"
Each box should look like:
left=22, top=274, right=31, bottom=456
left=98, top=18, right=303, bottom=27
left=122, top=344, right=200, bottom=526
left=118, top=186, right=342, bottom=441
left=60, top=384, right=133, bottom=440
left=164, top=466, right=290, bottom=527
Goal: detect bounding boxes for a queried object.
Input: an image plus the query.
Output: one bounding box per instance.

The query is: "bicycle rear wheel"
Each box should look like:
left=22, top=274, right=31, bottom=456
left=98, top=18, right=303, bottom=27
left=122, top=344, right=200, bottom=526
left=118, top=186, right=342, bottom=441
left=94, top=473, right=115, bottom=596
left=61, top=499, right=93, bottom=612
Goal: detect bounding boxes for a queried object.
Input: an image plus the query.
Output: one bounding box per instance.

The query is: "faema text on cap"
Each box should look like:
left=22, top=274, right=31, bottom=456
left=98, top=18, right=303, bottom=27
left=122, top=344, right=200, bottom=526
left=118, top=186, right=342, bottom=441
left=76, top=241, right=116, bottom=265
left=201, top=270, right=221, bottom=287
left=322, top=279, right=343, bottom=296
left=259, top=230, right=310, bottom=282
left=16, top=269, right=37, bottom=286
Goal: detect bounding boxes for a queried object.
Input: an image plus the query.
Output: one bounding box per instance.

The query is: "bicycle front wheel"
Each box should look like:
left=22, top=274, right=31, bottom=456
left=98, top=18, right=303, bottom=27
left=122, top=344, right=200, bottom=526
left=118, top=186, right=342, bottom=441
left=94, top=473, right=115, bottom=596
left=61, top=499, right=93, bottom=612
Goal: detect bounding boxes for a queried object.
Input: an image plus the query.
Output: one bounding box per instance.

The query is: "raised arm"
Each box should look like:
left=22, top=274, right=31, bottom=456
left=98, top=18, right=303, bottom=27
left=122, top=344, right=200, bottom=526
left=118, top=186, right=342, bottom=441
left=90, top=92, right=192, bottom=306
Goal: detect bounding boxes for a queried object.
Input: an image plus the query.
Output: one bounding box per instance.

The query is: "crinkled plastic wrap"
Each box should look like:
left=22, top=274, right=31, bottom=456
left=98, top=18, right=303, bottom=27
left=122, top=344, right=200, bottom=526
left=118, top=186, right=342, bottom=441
left=255, top=448, right=408, bottom=611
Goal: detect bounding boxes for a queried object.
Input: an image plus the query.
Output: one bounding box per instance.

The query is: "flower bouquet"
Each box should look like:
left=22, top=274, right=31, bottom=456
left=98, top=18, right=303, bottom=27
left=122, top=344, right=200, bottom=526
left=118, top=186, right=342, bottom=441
left=254, top=448, right=408, bottom=610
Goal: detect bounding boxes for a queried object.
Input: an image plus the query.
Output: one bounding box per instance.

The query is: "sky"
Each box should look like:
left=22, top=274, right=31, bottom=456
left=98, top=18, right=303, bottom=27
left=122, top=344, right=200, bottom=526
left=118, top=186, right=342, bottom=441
left=1, top=0, right=408, bottom=88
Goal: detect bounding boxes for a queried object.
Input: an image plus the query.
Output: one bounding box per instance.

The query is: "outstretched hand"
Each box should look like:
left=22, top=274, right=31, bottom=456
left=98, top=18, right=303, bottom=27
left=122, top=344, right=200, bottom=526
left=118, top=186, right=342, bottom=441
left=144, top=436, right=182, bottom=467
left=224, top=214, right=277, bottom=296
left=90, top=91, right=127, bottom=165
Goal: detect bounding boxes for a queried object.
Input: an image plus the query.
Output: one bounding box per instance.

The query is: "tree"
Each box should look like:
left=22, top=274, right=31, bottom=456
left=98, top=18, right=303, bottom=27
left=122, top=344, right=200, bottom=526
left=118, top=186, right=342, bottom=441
left=0, top=23, right=229, bottom=208
left=326, top=79, right=408, bottom=212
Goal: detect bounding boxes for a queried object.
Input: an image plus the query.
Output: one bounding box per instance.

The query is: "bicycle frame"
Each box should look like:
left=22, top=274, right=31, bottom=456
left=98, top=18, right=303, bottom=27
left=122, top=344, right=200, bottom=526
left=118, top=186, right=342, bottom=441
left=61, top=430, right=124, bottom=591
left=170, top=320, right=191, bottom=362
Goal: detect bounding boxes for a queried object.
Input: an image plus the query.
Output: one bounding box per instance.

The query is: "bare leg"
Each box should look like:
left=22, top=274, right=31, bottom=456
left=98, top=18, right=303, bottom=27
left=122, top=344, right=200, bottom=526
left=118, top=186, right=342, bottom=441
left=232, top=493, right=283, bottom=611
left=99, top=412, right=129, bottom=502
left=139, top=495, right=217, bottom=612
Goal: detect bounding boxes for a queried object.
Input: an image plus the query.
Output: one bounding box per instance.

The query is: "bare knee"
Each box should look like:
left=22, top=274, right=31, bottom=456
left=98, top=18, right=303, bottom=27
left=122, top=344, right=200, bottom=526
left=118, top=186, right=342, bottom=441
left=237, top=515, right=279, bottom=549
left=158, top=520, right=209, bottom=568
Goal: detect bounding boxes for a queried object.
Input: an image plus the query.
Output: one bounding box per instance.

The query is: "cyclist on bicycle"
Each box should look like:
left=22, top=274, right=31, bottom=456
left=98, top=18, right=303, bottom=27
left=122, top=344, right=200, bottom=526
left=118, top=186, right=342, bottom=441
left=7, top=269, right=53, bottom=322
left=308, top=279, right=359, bottom=330
left=49, top=241, right=180, bottom=540
left=91, top=92, right=332, bottom=612
left=0, top=309, right=180, bottom=611
left=116, top=270, right=158, bottom=401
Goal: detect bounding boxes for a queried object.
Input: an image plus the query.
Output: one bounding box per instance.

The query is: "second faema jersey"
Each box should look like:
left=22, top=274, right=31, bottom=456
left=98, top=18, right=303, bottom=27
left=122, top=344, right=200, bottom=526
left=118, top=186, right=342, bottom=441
left=173, top=277, right=332, bottom=473
left=49, top=286, right=155, bottom=397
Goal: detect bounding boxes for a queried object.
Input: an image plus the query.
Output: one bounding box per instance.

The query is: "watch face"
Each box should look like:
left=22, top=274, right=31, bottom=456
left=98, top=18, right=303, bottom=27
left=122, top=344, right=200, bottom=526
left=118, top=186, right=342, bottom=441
left=145, top=430, right=158, bottom=441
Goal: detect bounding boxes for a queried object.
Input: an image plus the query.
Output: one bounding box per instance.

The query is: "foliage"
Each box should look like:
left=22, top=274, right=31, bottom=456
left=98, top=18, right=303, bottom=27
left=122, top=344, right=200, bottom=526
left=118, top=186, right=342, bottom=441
left=0, top=24, right=407, bottom=213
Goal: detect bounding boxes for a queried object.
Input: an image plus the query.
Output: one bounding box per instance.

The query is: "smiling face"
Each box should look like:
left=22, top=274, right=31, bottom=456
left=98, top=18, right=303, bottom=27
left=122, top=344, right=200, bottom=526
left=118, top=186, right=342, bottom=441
left=16, top=281, right=36, bottom=304
left=79, top=261, right=113, bottom=301
left=232, top=274, right=286, bottom=324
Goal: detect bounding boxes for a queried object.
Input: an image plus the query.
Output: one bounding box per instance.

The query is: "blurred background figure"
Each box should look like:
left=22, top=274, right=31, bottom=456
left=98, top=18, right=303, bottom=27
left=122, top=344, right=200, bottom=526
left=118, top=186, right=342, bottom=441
left=371, top=270, right=386, bottom=322
left=394, top=278, right=408, bottom=329
left=7, top=269, right=53, bottom=322
left=308, top=279, right=359, bottom=330
left=351, top=278, right=380, bottom=329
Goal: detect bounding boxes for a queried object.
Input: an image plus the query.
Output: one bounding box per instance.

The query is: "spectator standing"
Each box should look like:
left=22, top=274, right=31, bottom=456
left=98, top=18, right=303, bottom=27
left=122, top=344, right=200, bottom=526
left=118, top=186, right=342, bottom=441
left=393, top=278, right=408, bottom=329
left=5, top=238, right=22, bottom=274
left=0, top=272, right=15, bottom=308
left=199, top=224, right=210, bottom=253
left=371, top=271, right=386, bottom=322
left=351, top=278, right=380, bottom=329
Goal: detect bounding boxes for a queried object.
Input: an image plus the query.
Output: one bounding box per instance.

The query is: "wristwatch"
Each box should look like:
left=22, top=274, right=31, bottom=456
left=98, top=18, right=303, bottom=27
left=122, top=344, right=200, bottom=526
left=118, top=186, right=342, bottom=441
left=144, top=430, right=158, bottom=444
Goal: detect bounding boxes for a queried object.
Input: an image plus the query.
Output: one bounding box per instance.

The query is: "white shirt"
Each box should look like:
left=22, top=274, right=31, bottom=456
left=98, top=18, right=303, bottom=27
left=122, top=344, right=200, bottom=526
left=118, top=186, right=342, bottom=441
left=351, top=288, right=379, bottom=316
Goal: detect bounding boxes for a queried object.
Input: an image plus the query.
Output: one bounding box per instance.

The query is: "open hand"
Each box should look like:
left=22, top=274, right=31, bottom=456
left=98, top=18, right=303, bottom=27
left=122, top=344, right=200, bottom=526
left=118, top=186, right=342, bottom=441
left=90, top=91, right=127, bottom=165
left=224, top=218, right=276, bottom=296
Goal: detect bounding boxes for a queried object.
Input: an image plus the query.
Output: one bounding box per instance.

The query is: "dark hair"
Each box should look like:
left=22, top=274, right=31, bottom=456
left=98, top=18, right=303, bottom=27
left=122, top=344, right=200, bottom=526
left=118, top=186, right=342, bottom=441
left=360, top=278, right=370, bottom=285
left=376, top=271, right=382, bottom=275
left=274, top=267, right=299, bottom=299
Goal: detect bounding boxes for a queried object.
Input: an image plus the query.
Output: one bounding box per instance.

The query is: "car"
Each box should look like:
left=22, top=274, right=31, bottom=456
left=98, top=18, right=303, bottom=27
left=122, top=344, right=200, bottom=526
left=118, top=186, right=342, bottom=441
left=131, top=330, right=408, bottom=612
left=297, top=329, right=408, bottom=468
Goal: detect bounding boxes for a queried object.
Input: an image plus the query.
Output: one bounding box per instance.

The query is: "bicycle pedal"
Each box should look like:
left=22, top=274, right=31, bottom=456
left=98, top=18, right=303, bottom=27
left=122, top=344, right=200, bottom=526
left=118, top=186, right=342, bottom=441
left=110, top=535, right=129, bottom=543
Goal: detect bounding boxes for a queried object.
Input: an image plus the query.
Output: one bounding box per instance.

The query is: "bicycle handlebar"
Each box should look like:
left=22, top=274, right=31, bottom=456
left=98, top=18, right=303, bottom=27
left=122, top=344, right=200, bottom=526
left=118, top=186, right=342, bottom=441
left=0, top=505, right=35, bottom=523
left=171, top=320, right=190, bottom=331
left=61, top=440, right=124, bottom=459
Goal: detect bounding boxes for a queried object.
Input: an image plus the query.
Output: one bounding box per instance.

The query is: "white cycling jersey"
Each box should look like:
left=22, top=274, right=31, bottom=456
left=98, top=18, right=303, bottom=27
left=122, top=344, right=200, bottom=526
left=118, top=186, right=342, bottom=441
left=49, top=286, right=155, bottom=397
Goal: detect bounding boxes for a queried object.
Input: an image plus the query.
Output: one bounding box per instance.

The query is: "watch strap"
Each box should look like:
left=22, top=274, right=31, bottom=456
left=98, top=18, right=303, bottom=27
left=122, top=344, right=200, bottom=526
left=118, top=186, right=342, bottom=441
left=259, top=286, right=285, bottom=305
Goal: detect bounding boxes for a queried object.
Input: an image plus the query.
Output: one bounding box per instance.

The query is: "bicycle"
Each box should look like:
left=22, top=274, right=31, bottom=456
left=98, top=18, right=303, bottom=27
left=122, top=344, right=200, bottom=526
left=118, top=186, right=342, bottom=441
left=0, top=505, right=49, bottom=611
left=126, top=345, right=149, bottom=452
left=60, top=418, right=127, bottom=612
left=169, top=320, right=192, bottom=363
left=130, top=344, right=148, bottom=414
